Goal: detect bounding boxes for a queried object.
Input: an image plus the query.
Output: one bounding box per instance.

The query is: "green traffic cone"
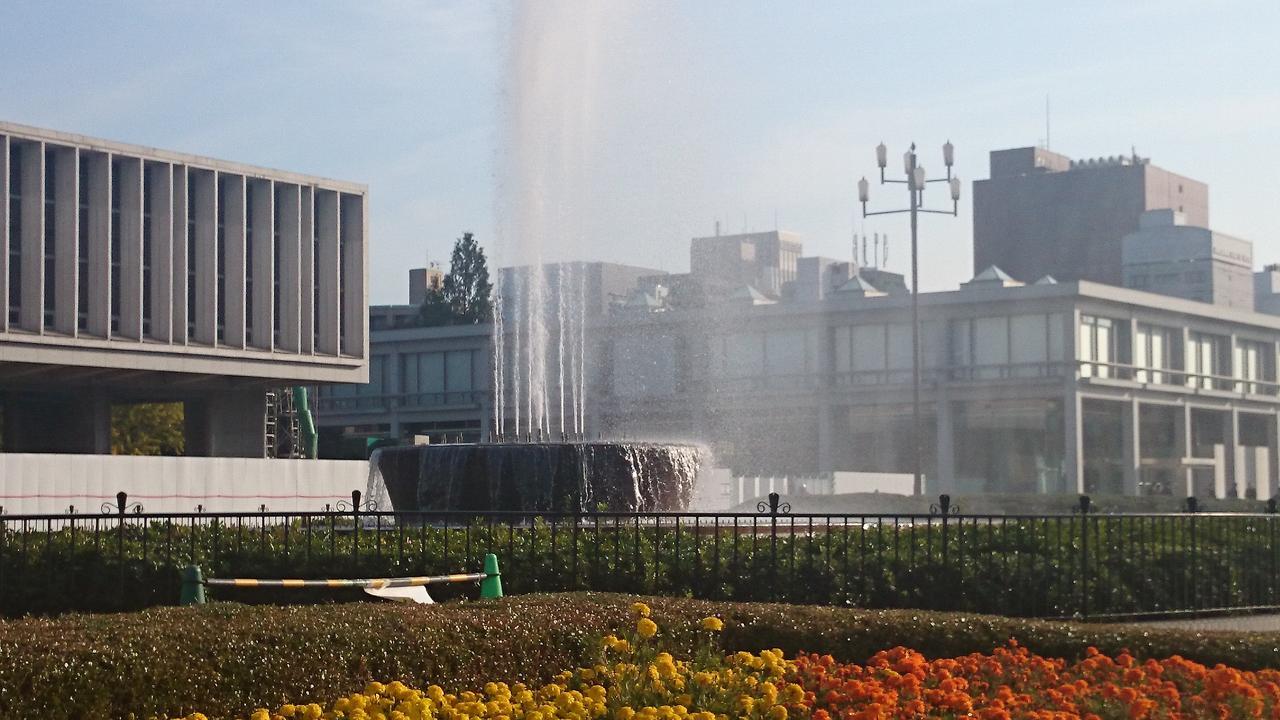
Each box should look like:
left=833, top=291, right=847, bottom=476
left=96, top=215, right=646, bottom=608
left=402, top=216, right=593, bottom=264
left=180, top=565, right=206, bottom=606
left=480, top=553, right=503, bottom=599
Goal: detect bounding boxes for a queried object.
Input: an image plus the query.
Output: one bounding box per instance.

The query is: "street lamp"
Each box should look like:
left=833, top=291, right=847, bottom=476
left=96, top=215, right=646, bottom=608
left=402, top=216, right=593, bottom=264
left=857, top=142, right=961, bottom=496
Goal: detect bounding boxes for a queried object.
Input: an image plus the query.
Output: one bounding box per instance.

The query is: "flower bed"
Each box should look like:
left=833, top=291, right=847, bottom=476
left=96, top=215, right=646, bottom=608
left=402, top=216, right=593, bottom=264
left=170, top=604, right=1280, bottom=720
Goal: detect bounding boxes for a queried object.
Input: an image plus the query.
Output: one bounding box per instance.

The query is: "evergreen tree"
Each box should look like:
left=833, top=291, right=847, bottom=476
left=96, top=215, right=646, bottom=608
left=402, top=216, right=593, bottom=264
left=442, top=232, right=493, bottom=324
left=417, top=284, right=453, bottom=326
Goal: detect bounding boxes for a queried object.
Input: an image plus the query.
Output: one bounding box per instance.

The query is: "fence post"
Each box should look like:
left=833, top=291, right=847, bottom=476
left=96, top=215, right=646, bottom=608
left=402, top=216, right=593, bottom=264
left=481, top=553, right=503, bottom=599
left=1186, top=496, right=1198, bottom=610
left=1077, top=495, right=1091, bottom=618
left=180, top=565, right=206, bottom=605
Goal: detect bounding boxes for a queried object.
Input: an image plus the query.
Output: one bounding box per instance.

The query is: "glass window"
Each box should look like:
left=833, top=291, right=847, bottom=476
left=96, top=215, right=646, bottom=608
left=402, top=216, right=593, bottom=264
left=887, top=324, right=912, bottom=369
left=1079, top=315, right=1127, bottom=379
left=974, top=317, right=1009, bottom=369
left=850, top=324, right=885, bottom=372
left=765, top=329, right=807, bottom=375
left=1010, top=315, right=1048, bottom=365
left=419, top=352, right=445, bottom=394
left=9, top=143, right=22, bottom=326
left=445, top=350, right=473, bottom=393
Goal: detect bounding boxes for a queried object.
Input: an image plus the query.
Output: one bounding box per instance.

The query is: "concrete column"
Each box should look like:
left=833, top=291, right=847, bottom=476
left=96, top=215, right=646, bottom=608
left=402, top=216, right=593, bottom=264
left=170, top=165, right=188, bottom=342
left=184, top=387, right=267, bottom=458
left=276, top=183, right=301, bottom=352
left=221, top=173, right=246, bottom=349
left=935, top=393, right=956, bottom=494
left=18, top=140, right=44, bottom=332
left=340, top=193, right=366, bottom=358
left=249, top=179, right=273, bottom=350
left=117, top=156, right=143, bottom=340
left=1271, top=413, right=1280, bottom=501
left=1121, top=397, right=1141, bottom=496
left=1, top=134, right=9, bottom=332
left=299, top=186, right=315, bottom=354
left=1063, top=389, right=1084, bottom=493
left=147, top=162, right=173, bottom=343
left=85, top=152, right=110, bottom=338
left=315, top=189, right=340, bottom=355
left=1224, top=409, right=1239, bottom=498
left=52, top=146, right=78, bottom=335
left=0, top=393, right=110, bottom=453
left=1175, top=404, right=1193, bottom=496
left=817, top=402, right=835, bottom=474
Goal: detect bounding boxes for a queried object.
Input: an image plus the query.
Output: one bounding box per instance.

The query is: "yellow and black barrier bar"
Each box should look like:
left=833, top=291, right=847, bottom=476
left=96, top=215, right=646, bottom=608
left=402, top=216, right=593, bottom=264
left=180, top=553, right=502, bottom=604
left=207, top=572, right=486, bottom=589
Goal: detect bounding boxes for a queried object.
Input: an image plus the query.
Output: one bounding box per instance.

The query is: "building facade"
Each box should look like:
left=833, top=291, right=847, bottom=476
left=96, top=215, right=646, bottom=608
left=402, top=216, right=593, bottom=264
left=318, top=258, right=1280, bottom=500
left=973, top=147, right=1208, bottom=285
left=0, top=121, right=368, bottom=457
left=1121, top=209, right=1254, bottom=309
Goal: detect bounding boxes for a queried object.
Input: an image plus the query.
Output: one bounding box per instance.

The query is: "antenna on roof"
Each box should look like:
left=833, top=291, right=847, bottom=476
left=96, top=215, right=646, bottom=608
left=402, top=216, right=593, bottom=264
left=1045, top=94, right=1051, bottom=150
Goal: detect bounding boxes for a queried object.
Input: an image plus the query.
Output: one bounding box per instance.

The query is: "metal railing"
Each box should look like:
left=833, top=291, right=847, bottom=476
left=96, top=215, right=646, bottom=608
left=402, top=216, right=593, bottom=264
left=3, top=491, right=1279, bottom=619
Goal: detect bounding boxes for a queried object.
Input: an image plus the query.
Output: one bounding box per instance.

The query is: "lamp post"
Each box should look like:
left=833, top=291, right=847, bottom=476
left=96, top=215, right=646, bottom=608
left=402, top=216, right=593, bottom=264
left=858, top=141, right=961, bottom=496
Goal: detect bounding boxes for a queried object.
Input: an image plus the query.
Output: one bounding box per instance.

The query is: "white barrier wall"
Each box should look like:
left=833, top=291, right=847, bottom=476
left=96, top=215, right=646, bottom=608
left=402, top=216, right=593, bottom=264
left=0, top=454, right=369, bottom=515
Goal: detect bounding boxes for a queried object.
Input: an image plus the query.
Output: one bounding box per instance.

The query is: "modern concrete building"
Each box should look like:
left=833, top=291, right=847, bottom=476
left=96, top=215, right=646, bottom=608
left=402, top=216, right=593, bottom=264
left=319, top=232, right=1280, bottom=501
left=1121, top=209, right=1254, bottom=309
left=973, top=147, right=1208, bottom=285
left=690, top=230, right=802, bottom=299
left=0, top=121, right=368, bottom=457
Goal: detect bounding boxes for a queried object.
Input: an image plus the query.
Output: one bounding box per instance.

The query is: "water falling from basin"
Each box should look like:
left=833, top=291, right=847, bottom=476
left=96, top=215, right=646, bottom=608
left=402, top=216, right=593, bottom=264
left=374, top=442, right=704, bottom=512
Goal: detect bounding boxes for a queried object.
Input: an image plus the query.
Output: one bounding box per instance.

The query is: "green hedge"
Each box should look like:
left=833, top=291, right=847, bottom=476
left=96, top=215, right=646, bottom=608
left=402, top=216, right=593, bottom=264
left=4, top=513, right=1279, bottom=617
left=1, top=593, right=1278, bottom=719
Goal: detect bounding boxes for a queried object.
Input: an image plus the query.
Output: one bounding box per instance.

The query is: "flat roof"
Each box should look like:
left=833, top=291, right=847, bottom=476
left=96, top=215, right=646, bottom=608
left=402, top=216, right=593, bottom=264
left=0, top=120, right=367, bottom=194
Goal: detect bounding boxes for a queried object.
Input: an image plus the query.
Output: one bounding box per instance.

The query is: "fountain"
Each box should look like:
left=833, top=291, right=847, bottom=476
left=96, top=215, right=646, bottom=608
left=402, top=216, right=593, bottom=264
left=372, top=441, right=703, bottom=512
left=361, top=6, right=706, bottom=515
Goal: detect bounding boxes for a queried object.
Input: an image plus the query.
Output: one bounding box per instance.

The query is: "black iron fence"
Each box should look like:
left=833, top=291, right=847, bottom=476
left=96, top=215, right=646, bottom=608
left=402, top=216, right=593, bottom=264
left=3, top=492, right=1279, bottom=619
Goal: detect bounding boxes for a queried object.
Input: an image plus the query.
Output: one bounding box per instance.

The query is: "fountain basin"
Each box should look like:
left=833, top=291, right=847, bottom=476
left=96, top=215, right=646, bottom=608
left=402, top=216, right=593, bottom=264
left=374, top=442, right=703, bottom=512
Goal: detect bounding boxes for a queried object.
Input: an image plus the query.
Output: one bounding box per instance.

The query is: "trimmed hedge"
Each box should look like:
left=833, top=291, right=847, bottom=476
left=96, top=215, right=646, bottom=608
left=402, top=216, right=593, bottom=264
left=2, top=593, right=1279, bottom=719
left=6, top=513, right=1277, bottom=617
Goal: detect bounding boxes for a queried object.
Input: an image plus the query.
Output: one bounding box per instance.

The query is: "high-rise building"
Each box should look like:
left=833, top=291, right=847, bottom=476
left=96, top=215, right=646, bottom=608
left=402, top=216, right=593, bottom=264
left=973, top=147, right=1207, bottom=285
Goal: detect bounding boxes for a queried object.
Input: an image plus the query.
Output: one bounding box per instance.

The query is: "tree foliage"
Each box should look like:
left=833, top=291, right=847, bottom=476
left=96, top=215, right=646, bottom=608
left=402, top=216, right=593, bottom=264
left=419, top=232, right=493, bottom=326
left=110, top=402, right=185, bottom=456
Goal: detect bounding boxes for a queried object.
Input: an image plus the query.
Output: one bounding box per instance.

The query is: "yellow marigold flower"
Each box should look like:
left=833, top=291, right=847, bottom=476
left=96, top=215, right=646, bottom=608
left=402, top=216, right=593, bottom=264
left=636, top=617, right=658, bottom=639
left=782, top=683, right=804, bottom=704
left=250, top=711, right=270, bottom=720
left=616, top=707, right=636, bottom=720
left=631, top=601, right=652, bottom=618
left=700, top=616, right=724, bottom=632
left=735, top=696, right=755, bottom=713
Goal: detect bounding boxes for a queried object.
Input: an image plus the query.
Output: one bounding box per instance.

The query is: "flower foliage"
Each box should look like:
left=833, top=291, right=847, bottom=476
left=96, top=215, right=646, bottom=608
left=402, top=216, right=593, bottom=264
left=168, top=617, right=1280, bottom=720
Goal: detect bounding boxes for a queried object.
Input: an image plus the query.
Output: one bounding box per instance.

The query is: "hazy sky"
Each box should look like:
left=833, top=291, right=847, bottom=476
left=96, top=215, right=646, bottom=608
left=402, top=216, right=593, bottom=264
left=2, top=1, right=1278, bottom=304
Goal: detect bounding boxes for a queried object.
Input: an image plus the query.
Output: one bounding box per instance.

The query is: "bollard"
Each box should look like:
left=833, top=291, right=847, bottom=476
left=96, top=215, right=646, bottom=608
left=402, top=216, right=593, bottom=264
left=180, top=565, right=206, bottom=606
left=480, top=553, right=503, bottom=599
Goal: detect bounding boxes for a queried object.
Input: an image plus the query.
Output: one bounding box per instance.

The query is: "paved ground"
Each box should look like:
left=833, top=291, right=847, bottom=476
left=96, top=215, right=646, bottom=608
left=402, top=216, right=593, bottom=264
left=1124, top=614, right=1280, bottom=632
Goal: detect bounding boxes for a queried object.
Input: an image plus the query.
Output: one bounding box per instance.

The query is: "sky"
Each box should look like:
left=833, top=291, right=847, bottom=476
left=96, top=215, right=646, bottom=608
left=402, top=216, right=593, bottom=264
left=2, top=1, right=1279, bottom=304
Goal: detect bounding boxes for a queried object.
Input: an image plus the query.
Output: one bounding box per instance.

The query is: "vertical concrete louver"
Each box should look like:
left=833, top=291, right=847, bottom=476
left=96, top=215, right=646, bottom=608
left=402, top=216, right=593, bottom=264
left=0, top=122, right=368, bottom=374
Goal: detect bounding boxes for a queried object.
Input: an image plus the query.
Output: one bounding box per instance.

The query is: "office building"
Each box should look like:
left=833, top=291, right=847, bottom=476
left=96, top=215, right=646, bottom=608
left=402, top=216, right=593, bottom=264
left=973, top=147, right=1207, bottom=285
left=1121, top=209, right=1254, bottom=309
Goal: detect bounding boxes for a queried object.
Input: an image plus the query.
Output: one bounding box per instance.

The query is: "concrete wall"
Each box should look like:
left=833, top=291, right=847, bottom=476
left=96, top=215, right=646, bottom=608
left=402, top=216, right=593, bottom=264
left=0, top=453, right=367, bottom=514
